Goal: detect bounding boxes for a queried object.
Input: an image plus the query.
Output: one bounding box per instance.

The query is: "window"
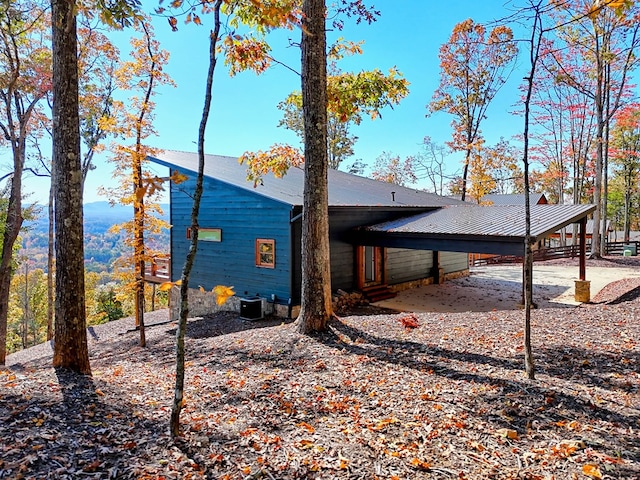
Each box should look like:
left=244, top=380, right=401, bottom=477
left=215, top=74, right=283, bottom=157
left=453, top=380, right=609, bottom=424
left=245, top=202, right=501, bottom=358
left=186, top=227, right=222, bottom=242
left=256, top=239, right=275, bottom=268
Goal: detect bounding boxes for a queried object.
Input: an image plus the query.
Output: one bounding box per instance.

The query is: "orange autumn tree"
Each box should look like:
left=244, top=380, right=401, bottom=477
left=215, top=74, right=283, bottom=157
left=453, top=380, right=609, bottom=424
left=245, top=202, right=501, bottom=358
left=101, top=17, right=175, bottom=347
left=428, top=19, right=517, bottom=202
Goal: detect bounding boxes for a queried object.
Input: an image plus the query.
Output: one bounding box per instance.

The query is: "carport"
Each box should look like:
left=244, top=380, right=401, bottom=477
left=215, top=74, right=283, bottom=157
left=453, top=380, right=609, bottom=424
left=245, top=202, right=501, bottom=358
left=352, top=204, right=597, bottom=296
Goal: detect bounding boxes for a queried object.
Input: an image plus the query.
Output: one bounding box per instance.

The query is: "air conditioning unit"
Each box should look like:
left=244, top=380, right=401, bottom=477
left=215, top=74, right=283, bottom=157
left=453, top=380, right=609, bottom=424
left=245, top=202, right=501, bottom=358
left=240, top=297, right=266, bottom=321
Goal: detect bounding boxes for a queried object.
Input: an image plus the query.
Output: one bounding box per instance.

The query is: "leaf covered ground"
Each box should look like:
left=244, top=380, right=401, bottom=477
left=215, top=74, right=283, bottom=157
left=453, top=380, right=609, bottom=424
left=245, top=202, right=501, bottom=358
left=2, top=279, right=639, bottom=479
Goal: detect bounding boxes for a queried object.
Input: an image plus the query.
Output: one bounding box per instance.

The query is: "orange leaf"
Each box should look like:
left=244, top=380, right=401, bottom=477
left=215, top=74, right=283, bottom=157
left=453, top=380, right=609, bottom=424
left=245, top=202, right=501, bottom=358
left=296, top=421, right=315, bottom=433
left=399, top=314, right=419, bottom=329
left=582, top=464, right=603, bottom=479
left=158, top=281, right=174, bottom=292
left=410, top=457, right=431, bottom=470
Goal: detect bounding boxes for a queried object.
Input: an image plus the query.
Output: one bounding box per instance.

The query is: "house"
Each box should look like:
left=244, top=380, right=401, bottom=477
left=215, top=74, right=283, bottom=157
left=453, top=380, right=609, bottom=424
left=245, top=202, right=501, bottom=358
left=150, top=151, right=596, bottom=319
left=150, top=151, right=471, bottom=318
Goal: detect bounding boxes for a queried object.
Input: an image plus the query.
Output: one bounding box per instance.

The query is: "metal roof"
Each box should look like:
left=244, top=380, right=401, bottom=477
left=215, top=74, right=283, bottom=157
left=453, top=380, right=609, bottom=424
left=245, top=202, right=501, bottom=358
left=355, top=204, right=597, bottom=255
left=480, top=193, right=547, bottom=205
left=149, top=150, right=464, bottom=208
left=555, top=219, right=611, bottom=235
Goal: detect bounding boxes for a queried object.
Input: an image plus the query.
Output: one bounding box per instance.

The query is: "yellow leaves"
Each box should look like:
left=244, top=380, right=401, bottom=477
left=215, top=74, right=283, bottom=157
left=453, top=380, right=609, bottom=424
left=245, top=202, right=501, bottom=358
left=213, top=285, right=235, bottom=305
left=239, top=144, right=304, bottom=187
left=583, top=464, right=603, bottom=479
left=588, top=0, right=629, bottom=19
left=170, top=170, right=188, bottom=184
left=159, top=279, right=182, bottom=292
left=223, top=35, right=272, bottom=76
left=371, top=417, right=399, bottom=431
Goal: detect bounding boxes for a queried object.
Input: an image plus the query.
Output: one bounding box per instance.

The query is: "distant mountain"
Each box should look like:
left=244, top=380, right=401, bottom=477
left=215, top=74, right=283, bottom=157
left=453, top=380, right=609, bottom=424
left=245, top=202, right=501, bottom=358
left=20, top=202, right=170, bottom=273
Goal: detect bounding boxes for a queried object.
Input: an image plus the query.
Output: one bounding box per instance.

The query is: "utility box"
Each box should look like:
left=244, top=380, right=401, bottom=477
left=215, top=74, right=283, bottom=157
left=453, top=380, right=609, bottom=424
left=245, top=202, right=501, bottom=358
left=240, top=297, right=266, bottom=321
left=622, top=244, right=637, bottom=256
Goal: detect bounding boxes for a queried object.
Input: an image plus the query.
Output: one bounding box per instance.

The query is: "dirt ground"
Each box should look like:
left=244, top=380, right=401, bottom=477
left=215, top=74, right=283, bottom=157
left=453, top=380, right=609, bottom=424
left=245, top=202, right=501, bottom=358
left=376, top=259, right=640, bottom=313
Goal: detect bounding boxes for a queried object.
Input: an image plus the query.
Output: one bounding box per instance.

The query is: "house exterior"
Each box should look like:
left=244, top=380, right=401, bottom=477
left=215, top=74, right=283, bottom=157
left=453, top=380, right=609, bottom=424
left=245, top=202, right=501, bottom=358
left=149, top=151, right=470, bottom=318
left=150, top=151, right=597, bottom=318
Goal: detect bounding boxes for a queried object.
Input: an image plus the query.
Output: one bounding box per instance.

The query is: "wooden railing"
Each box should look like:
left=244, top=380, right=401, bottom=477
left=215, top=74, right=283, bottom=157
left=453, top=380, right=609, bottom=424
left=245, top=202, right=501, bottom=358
left=470, top=241, right=639, bottom=267
left=144, top=256, right=171, bottom=283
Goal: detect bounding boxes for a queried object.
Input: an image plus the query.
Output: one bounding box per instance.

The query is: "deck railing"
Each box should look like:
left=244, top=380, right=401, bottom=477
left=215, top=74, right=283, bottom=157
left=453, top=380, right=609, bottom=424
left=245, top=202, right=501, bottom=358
left=470, top=241, right=639, bottom=267
left=144, top=256, right=171, bottom=283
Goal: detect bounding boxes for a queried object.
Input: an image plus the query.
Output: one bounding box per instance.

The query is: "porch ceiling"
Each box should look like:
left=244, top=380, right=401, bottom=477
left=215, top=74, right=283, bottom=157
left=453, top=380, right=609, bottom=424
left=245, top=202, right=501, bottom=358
left=352, top=204, right=597, bottom=256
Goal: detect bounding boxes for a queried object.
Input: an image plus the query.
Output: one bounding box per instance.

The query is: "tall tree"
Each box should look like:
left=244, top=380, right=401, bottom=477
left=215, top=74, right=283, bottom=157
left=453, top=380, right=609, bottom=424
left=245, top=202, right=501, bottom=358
left=165, top=0, right=300, bottom=436
left=0, top=0, right=50, bottom=366
left=548, top=0, right=640, bottom=256
left=295, top=0, right=331, bottom=333
left=103, top=18, right=173, bottom=346
left=609, top=103, right=640, bottom=242
left=428, top=18, right=517, bottom=202
left=530, top=39, right=597, bottom=208
left=50, top=0, right=140, bottom=374
left=51, top=0, right=91, bottom=373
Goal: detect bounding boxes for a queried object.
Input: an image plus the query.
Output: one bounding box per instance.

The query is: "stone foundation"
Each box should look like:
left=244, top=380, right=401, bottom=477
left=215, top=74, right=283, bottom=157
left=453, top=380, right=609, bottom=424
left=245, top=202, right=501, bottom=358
left=169, top=287, right=289, bottom=321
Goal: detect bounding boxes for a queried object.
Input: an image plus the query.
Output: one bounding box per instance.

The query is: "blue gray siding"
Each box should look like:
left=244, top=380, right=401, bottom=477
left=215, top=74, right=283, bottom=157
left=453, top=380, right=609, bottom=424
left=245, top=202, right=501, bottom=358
left=441, top=251, right=469, bottom=274
left=327, top=208, right=427, bottom=291
left=386, top=248, right=435, bottom=284
left=170, top=169, right=294, bottom=302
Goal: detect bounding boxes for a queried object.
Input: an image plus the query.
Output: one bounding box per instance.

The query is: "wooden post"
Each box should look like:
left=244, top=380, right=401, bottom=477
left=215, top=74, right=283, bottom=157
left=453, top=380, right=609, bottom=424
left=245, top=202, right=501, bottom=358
left=579, top=217, right=586, bottom=281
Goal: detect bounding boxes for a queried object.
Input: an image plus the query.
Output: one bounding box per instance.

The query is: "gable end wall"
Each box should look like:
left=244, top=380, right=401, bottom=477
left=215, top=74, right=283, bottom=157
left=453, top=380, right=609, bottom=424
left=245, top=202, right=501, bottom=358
left=170, top=169, right=293, bottom=303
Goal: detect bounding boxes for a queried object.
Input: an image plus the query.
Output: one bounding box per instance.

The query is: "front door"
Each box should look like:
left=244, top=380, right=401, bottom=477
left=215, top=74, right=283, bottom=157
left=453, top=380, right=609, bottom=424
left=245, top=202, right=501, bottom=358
left=358, top=245, right=384, bottom=288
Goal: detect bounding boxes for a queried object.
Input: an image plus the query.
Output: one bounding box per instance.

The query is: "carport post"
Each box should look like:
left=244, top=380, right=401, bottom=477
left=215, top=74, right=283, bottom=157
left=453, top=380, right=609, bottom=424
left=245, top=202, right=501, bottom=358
left=579, top=217, right=587, bottom=281
left=575, top=217, right=590, bottom=302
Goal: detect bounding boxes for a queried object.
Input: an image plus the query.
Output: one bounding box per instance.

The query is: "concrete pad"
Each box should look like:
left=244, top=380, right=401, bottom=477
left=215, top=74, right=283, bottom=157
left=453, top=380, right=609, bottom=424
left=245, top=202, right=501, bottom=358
left=375, top=264, right=640, bottom=313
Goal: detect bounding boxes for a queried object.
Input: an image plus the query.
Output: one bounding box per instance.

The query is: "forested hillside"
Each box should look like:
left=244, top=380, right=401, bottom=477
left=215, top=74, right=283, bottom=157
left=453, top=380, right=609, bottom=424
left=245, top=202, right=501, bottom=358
left=19, top=201, right=170, bottom=273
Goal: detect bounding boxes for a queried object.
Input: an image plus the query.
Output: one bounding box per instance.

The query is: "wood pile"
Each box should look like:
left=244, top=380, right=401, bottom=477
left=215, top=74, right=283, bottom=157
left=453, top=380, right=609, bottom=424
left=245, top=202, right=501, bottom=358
left=333, top=289, right=368, bottom=311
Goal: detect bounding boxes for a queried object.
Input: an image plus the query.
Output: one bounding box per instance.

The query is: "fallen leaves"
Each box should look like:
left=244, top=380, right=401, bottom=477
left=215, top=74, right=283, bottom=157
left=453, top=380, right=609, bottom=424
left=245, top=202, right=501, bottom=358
left=583, top=463, right=603, bottom=479
left=3, top=284, right=640, bottom=479
left=399, top=313, right=419, bottom=329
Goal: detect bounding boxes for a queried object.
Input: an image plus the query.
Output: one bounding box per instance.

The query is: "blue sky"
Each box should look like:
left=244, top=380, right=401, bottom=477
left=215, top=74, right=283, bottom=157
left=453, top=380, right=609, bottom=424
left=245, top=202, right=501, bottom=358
left=23, top=1, right=532, bottom=204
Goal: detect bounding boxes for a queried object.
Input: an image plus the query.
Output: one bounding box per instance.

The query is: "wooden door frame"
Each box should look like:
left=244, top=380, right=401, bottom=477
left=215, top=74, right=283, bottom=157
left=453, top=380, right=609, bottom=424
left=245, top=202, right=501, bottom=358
left=356, top=245, right=385, bottom=289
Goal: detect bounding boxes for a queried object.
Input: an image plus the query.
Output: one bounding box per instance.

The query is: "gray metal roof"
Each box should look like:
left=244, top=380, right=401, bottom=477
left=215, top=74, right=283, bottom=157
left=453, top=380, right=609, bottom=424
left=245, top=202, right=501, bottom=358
left=355, top=204, right=596, bottom=255
left=149, top=150, right=463, bottom=208
left=480, top=193, right=547, bottom=205
left=555, top=219, right=611, bottom=235
left=366, top=204, right=596, bottom=240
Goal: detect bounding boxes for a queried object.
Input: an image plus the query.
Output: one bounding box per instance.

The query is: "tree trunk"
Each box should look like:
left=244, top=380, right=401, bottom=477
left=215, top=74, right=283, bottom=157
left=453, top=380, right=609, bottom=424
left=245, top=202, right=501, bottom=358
left=47, top=184, right=54, bottom=341
left=170, top=0, right=222, bottom=437
left=0, top=146, right=25, bottom=366
left=295, top=0, right=332, bottom=334
left=133, top=126, right=146, bottom=348
left=520, top=0, right=544, bottom=380
left=51, top=0, right=90, bottom=375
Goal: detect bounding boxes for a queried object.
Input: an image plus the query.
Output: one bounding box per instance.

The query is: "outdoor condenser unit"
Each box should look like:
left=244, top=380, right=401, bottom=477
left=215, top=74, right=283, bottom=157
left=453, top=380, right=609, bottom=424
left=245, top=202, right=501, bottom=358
left=240, top=297, right=266, bottom=321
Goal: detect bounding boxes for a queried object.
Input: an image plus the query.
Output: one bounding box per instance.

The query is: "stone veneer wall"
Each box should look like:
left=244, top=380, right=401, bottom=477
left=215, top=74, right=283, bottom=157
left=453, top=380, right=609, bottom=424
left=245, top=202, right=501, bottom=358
left=169, top=287, right=296, bottom=321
